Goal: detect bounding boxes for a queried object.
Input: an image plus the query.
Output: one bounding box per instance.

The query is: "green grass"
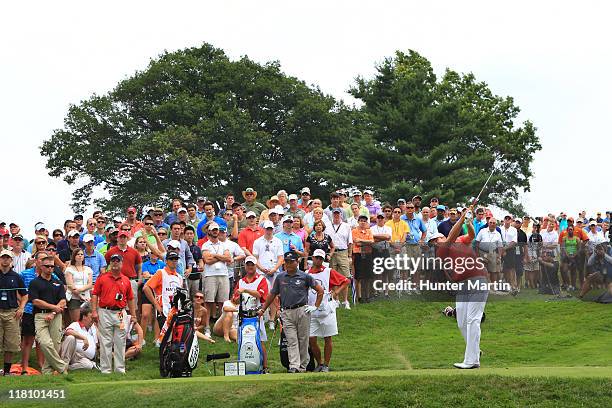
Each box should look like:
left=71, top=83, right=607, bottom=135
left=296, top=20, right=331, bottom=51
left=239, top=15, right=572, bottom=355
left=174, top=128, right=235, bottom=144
left=1, top=289, right=611, bottom=406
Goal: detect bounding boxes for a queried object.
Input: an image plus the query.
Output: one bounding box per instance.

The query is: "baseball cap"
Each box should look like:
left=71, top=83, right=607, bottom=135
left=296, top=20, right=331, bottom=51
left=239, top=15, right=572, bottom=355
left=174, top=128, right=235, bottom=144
left=430, top=197, right=439, bottom=202
left=219, top=225, right=227, bottom=232
left=284, top=251, right=299, bottom=261
left=576, top=219, right=584, bottom=223
left=110, top=254, right=123, bottom=262
left=273, top=205, right=285, bottom=215
left=82, top=234, right=95, bottom=243
left=436, top=205, right=446, bottom=211
left=113, top=216, right=123, bottom=223
left=127, top=206, right=137, bottom=213
left=197, top=196, right=206, bottom=202
left=9, top=222, right=18, bottom=228
left=168, top=239, right=181, bottom=248
left=117, top=230, right=130, bottom=238
left=589, top=220, right=597, bottom=226
left=428, top=232, right=445, bottom=242
left=281, top=215, right=293, bottom=223
left=107, top=227, right=118, bottom=234
left=353, top=190, right=362, bottom=196
left=12, top=234, right=24, bottom=241
left=514, top=218, right=522, bottom=223
left=300, top=187, right=311, bottom=194
left=364, top=189, right=374, bottom=195
left=0, top=249, right=13, bottom=258
left=376, top=213, right=385, bottom=219
left=73, top=214, right=84, bottom=220
left=166, top=251, right=180, bottom=260
left=263, top=220, right=274, bottom=229
left=412, top=195, right=422, bottom=200
left=332, top=208, right=342, bottom=213
left=288, top=194, right=298, bottom=201
left=504, top=215, right=512, bottom=220
left=67, top=230, right=80, bottom=238
left=34, top=222, right=47, bottom=231
left=337, top=189, right=347, bottom=196
left=313, top=249, right=326, bottom=258
left=245, top=255, right=257, bottom=264
left=177, top=207, right=187, bottom=213
left=397, top=198, right=406, bottom=204
left=246, top=211, right=256, bottom=218
left=208, top=222, right=219, bottom=230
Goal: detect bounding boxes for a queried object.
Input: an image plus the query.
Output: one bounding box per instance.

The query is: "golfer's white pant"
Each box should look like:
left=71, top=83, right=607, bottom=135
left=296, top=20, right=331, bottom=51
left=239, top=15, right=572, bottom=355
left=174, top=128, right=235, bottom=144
left=456, top=278, right=488, bottom=365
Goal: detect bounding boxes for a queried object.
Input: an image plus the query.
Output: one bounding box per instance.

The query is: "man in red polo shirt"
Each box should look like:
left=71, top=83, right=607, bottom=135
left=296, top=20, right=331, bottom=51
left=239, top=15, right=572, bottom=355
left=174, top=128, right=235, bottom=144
left=105, top=230, right=142, bottom=303
left=238, top=212, right=264, bottom=256
left=433, top=207, right=487, bottom=369
left=91, top=254, right=136, bottom=374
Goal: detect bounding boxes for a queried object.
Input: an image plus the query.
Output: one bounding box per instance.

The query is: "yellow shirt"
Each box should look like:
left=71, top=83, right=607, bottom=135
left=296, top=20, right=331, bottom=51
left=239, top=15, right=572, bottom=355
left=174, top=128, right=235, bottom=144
left=385, top=219, right=410, bottom=243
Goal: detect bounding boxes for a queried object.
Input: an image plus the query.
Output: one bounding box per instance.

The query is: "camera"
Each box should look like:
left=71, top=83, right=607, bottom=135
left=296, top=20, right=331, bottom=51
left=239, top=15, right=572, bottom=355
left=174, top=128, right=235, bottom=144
left=115, top=293, right=124, bottom=301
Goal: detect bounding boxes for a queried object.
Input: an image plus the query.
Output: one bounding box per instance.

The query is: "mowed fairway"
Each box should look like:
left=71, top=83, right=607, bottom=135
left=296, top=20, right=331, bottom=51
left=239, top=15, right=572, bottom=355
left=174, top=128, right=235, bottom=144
left=2, top=291, right=611, bottom=407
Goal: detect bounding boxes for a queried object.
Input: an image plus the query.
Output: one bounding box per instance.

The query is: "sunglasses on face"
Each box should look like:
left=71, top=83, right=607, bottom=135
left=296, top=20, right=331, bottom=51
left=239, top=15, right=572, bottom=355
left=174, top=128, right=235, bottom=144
left=42, top=264, right=55, bottom=269
left=53, top=233, right=63, bottom=237
left=97, top=220, right=106, bottom=223
left=384, top=209, right=392, bottom=212
left=194, top=295, right=204, bottom=299
left=36, top=241, right=46, bottom=245
left=145, top=222, right=154, bottom=226
left=121, top=228, right=131, bottom=231
left=407, top=206, right=415, bottom=209
left=159, top=232, right=167, bottom=235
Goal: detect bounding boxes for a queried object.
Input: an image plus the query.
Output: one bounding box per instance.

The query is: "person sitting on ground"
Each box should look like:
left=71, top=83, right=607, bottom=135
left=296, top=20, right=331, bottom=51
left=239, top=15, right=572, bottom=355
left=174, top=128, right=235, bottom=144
left=192, top=291, right=214, bottom=343
left=124, top=315, right=144, bottom=360
left=60, top=305, right=98, bottom=371
left=213, top=293, right=239, bottom=343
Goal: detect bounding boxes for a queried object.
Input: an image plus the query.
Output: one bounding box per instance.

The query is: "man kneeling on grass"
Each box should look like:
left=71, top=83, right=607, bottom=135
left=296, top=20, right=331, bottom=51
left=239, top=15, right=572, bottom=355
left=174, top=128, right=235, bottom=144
left=307, top=249, right=349, bottom=372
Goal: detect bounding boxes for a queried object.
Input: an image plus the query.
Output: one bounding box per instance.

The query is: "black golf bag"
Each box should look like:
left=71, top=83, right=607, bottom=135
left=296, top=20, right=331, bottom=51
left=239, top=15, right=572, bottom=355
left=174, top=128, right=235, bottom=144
left=159, top=287, right=199, bottom=377
left=279, top=318, right=316, bottom=372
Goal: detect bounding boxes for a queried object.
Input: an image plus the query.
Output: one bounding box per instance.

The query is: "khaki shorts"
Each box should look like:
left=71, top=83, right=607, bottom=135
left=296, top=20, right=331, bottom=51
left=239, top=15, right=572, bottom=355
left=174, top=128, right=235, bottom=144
left=330, top=251, right=350, bottom=277
left=204, top=275, right=230, bottom=303
left=0, top=308, right=21, bottom=353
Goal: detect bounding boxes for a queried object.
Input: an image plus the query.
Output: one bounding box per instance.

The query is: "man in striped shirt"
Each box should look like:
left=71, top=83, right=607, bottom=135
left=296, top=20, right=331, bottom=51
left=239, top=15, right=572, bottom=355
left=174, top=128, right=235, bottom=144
left=10, top=235, right=31, bottom=273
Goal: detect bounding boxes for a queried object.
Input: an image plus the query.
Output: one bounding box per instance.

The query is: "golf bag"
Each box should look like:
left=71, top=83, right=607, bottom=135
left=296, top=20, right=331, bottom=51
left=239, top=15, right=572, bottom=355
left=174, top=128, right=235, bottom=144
left=279, top=318, right=316, bottom=372
left=159, top=287, right=199, bottom=378
left=237, top=293, right=264, bottom=374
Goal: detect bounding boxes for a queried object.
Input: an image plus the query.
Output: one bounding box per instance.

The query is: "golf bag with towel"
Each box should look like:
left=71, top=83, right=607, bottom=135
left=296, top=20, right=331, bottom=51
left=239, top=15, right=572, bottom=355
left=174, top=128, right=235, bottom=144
left=159, top=287, right=199, bottom=377
left=237, top=293, right=264, bottom=374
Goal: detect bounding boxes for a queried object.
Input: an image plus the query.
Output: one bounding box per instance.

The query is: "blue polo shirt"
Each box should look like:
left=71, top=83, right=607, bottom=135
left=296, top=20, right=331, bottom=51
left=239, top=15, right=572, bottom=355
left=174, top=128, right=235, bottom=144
left=196, top=216, right=227, bottom=239
left=275, top=231, right=304, bottom=253
left=142, top=259, right=166, bottom=284
left=400, top=215, right=426, bottom=244
left=84, top=249, right=107, bottom=283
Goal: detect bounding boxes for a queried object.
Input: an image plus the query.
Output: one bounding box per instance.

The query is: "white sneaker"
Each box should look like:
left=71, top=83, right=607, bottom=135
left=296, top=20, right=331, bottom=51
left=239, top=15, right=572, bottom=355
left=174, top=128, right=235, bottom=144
left=343, top=301, right=351, bottom=310
left=453, top=362, right=480, bottom=369
left=268, top=321, right=275, bottom=331
left=204, top=327, right=211, bottom=337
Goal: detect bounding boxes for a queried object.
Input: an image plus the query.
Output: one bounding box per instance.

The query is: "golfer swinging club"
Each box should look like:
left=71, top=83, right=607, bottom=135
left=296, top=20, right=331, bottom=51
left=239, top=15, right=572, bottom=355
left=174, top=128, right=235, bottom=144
left=432, top=206, right=488, bottom=369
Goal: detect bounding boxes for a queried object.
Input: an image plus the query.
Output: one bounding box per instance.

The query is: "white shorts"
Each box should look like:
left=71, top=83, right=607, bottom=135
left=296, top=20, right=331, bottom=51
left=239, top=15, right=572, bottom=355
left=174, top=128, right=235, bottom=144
left=309, top=312, right=338, bottom=338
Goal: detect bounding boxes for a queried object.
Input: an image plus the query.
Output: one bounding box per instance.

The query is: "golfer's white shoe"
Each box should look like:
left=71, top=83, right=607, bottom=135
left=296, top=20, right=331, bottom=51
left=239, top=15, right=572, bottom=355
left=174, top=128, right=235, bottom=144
left=453, top=362, right=480, bottom=369
left=343, top=301, right=351, bottom=310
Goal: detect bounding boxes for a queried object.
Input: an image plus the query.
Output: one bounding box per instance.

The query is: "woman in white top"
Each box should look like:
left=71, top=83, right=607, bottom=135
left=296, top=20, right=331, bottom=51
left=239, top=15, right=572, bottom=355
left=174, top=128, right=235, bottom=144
left=65, top=248, right=93, bottom=323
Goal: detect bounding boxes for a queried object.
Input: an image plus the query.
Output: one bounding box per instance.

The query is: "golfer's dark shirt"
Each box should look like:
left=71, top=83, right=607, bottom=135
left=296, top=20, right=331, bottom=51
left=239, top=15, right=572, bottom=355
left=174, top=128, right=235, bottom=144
left=28, top=276, right=66, bottom=314
left=271, top=270, right=316, bottom=309
left=0, top=269, right=27, bottom=309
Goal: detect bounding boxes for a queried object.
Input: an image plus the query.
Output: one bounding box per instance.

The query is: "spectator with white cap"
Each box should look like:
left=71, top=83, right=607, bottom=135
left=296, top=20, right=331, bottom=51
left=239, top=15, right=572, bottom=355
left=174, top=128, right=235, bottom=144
left=287, top=194, right=306, bottom=220
left=298, top=187, right=311, bottom=210
left=327, top=208, right=352, bottom=309
left=58, top=230, right=84, bottom=264
left=350, top=191, right=370, bottom=218
left=261, top=205, right=284, bottom=234
left=252, top=221, right=284, bottom=329
left=0, top=249, right=27, bottom=376
left=112, top=215, right=123, bottom=229
left=202, top=222, right=232, bottom=327
left=276, top=216, right=306, bottom=258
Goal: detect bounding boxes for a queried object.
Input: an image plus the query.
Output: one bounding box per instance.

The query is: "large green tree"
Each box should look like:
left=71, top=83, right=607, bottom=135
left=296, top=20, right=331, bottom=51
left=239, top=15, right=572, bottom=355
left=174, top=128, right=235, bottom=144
left=323, top=50, right=541, bottom=213
left=41, top=44, right=354, bottom=213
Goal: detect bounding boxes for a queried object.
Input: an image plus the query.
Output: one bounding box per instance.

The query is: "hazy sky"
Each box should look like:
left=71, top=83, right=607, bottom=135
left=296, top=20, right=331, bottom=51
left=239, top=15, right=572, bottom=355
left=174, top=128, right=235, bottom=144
left=2, top=0, right=610, bottom=234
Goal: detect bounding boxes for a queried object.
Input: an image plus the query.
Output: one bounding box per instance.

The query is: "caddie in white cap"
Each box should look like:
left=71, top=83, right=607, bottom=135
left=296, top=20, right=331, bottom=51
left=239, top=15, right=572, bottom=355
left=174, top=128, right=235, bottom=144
left=306, top=248, right=350, bottom=372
